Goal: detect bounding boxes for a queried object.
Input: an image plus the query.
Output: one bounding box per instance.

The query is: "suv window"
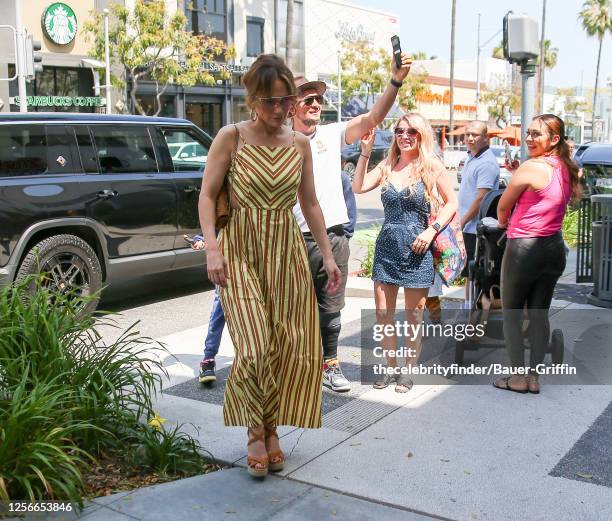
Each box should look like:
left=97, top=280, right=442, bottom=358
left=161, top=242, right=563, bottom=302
left=161, top=129, right=209, bottom=172
left=91, top=126, right=158, bottom=174
left=0, top=125, right=79, bottom=177
left=375, top=131, right=393, bottom=147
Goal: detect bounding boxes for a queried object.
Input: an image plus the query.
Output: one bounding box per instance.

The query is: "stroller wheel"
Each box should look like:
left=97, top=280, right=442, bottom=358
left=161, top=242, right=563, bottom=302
left=455, top=340, right=465, bottom=365
left=550, top=329, right=564, bottom=364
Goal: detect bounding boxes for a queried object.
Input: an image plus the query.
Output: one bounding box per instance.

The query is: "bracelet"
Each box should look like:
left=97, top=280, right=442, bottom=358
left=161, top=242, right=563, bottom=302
left=390, top=78, right=403, bottom=88
left=360, top=154, right=370, bottom=159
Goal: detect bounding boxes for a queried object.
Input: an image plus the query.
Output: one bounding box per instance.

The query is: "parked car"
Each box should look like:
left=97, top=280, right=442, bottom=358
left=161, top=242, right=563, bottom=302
left=457, top=145, right=519, bottom=187
left=341, top=129, right=394, bottom=177
left=0, top=113, right=212, bottom=312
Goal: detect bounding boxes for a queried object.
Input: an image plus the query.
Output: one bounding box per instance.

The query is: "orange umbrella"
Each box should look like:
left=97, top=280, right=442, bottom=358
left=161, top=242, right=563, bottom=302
left=489, top=126, right=521, bottom=145
left=448, top=125, right=466, bottom=136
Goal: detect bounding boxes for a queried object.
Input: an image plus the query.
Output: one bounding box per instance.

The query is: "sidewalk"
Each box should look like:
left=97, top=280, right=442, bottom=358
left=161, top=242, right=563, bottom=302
left=21, top=250, right=612, bottom=521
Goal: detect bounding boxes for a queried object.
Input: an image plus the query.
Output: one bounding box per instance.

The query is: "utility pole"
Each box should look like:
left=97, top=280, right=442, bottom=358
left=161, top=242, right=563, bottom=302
left=538, top=0, right=547, bottom=114
left=337, top=51, right=341, bottom=123
left=104, top=9, right=111, bottom=114
left=14, top=0, right=27, bottom=112
left=449, top=0, right=456, bottom=145
left=476, top=13, right=481, bottom=117
left=521, top=60, right=537, bottom=160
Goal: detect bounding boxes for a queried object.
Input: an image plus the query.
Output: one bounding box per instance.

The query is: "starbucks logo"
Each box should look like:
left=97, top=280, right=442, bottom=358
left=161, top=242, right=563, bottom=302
left=42, top=2, right=77, bottom=45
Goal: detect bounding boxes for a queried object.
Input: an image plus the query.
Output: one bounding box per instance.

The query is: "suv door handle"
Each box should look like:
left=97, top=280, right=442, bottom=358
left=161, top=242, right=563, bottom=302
left=97, top=189, right=118, bottom=199
left=183, top=185, right=201, bottom=193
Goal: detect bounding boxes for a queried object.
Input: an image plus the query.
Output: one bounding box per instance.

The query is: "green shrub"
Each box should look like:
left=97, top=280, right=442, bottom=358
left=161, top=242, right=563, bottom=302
left=0, top=277, right=212, bottom=502
left=562, top=207, right=580, bottom=248
left=354, top=225, right=381, bottom=278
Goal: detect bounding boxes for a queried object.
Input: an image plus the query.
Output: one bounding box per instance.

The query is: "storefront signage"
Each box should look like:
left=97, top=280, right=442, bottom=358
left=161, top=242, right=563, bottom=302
left=416, top=90, right=476, bottom=113
left=42, top=2, right=78, bottom=45
left=199, top=62, right=250, bottom=74
left=334, top=22, right=375, bottom=43
left=11, top=96, right=104, bottom=107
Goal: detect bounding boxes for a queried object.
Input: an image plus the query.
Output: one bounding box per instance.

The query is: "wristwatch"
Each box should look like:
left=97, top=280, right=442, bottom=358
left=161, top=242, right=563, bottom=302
left=431, top=222, right=441, bottom=232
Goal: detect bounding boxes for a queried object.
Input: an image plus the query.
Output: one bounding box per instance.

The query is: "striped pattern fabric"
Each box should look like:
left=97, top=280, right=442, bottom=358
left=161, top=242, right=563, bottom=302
left=218, top=138, right=322, bottom=429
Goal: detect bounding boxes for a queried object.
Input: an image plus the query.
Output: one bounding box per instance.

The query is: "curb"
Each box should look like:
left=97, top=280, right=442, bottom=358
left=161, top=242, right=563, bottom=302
left=345, top=276, right=466, bottom=301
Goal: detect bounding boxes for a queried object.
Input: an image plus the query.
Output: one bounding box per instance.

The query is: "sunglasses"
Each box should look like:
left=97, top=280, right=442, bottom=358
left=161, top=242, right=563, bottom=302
left=394, top=127, right=419, bottom=137
left=300, top=94, right=324, bottom=106
left=257, top=95, right=297, bottom=110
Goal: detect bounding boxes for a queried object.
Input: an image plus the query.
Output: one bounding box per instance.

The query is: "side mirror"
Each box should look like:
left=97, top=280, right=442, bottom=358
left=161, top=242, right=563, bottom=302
left=179, top=152, right=189, bottom=159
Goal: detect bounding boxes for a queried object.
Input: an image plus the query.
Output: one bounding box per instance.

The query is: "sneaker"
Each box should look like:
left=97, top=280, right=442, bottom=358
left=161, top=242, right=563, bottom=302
left=322, top=360, right=351, bottom=392
left=199, top=359, right=216, bottom=384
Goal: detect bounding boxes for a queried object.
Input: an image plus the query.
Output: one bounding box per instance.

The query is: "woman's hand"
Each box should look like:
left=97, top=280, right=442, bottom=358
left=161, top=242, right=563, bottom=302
left=360, top=130, right=374, bottom=156
left=411, top=226, right=437, bottom=255
left=206, top=248, right=229, bottom=287
left=323, top=257, right=342, bottom=294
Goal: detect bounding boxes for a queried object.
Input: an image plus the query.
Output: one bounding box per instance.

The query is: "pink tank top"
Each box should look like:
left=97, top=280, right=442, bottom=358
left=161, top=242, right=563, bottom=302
left=507, top=156, right=571, bottom=239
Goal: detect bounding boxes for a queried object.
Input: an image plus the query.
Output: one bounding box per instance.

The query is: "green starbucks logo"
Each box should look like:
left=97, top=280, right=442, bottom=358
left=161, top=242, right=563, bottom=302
left=42, top=3, right=78, bottom=45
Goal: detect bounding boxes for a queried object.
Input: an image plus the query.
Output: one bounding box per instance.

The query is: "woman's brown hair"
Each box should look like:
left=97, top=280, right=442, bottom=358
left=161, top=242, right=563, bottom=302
left=242, top=54, right=296, bottom=110
left=533, top=114, right=582, bottom=201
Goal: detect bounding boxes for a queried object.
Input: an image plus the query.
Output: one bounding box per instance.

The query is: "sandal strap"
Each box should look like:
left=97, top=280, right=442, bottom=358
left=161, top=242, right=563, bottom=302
left=247, top=455, right=269, bottom=468
left=247, top=428, right=265, bottom=446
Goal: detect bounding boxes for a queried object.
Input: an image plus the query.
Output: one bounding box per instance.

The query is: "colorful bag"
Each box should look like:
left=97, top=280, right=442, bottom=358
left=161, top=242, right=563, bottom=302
left=429, top=213, right=467, bottom=286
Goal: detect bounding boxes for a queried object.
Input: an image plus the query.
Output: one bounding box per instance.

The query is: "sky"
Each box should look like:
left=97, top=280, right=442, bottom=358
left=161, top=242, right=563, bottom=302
left=347, top=0, right=612, bottom=92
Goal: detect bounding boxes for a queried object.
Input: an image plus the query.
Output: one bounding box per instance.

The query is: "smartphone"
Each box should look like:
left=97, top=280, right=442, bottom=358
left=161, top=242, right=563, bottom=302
left=391, top=35, right=402, bottom=69
left=183, top=235, right=195, bottom=245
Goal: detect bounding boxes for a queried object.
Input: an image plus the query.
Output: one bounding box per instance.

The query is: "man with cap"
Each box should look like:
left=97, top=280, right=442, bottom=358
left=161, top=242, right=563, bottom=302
left=292, top=54, right=412, bottom=392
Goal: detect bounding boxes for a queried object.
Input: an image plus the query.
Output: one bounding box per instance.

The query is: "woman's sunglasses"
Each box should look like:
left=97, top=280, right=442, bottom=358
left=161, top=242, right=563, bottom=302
left=300, top=94, right=325, bottom=106
left=257, top=95, right=297, bottom=111
left=394, top=127, right=419, bottom=137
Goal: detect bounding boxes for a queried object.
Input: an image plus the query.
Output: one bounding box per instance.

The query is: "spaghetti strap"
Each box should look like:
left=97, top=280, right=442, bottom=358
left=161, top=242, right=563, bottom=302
left=234, top=123, right=247, bottom=145
left=292, top=131, right=296, bottom=147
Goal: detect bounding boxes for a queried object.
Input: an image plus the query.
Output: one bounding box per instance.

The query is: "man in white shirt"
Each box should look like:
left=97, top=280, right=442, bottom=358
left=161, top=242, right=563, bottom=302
left=292, top=55, right=411, bottom=392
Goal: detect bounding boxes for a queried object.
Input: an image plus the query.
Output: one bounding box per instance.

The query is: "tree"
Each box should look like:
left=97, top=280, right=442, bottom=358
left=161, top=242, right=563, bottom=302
left=83, top=0, right=232, bottom=116
left=481, top=85, right=521, bottom=128
left=410, top=51, right=438, bottom=60
left=335, top=39, right=428, bottom=114
left=578, top=0, right=612, bottom=139
left=548, top=87, right=588, bottom=116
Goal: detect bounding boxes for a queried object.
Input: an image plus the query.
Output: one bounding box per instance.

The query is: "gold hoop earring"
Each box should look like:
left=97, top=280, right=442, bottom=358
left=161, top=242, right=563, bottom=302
left=250, top=109, right=257, bottom=121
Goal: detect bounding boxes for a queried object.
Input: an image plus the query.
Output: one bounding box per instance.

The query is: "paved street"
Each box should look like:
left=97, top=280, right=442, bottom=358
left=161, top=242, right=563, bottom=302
left=83, top=239, right=612, bottom=521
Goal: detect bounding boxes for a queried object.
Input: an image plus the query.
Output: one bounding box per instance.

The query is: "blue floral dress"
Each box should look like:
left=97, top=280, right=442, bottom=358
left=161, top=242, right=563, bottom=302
left=372, top=181, right=434, bottom=288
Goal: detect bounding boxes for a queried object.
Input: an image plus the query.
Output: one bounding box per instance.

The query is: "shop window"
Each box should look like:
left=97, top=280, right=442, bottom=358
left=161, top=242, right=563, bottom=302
left=91, top=126, right=158, bottom=174
left=186, top=0, right=226, bottom=42
left=161, top=129, right=209, bottom=172
left=135, top=95, right=175, bottom=117
left=247, top=17, right=264, bottom=57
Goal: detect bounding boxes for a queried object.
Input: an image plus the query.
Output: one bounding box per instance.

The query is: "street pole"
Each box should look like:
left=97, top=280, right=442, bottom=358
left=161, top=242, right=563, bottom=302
left=475, top=13, right=481, bottom=118
left=538, top=0, right=546, bottom=114
left=14, top=0, right=27, bottom=112
left=337, top=51, right=341, bottom=123
left=449, top=0, right=456, bottom=146
left=520, top=60, right=536, bottom=161
left=104, top=9, right=111, bottom=114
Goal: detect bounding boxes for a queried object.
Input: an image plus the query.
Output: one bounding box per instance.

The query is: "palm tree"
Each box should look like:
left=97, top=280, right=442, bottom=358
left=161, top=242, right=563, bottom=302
left=578, top=0, right=612, bottom=139
left=537, top=40, right=558, bottom=112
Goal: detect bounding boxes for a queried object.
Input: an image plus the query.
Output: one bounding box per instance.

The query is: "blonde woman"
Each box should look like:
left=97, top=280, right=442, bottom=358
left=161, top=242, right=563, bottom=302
left=352, top=113, right=457, bottom=392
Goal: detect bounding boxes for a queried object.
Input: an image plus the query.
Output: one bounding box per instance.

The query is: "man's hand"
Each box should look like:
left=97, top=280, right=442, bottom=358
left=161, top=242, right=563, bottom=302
left=392, top=53, right=413, bottom=83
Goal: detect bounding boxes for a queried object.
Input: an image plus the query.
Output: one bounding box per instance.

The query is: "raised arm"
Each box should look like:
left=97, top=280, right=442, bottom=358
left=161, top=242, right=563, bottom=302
left=351, top=129, right=385, bottom=194
left=197, top=124, right=236, bottom=286
left=344, top=54, right=412, bottom=145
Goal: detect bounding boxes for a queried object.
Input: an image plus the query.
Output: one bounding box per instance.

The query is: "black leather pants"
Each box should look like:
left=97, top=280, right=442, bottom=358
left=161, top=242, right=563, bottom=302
left=501, top=232, right=566, bottom=369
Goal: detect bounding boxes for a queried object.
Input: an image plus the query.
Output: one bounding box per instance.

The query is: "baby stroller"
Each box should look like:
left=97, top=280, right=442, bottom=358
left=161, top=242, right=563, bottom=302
left=454, top=189, right=565, bottom=365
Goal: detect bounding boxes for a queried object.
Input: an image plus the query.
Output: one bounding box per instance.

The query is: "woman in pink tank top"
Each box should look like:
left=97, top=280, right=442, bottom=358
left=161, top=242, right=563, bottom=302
left=494, top=115, right=581, bottom=394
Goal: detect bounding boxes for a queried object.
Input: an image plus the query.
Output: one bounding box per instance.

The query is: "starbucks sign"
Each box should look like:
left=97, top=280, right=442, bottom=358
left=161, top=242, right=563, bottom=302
left=42, top=2, right=78, bottom=45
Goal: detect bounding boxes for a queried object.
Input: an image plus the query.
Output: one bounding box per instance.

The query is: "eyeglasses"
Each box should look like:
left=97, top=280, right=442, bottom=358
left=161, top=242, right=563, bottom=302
left=300, top=94, right=324, bottom=106
left=525, top=130, right=544, bottom=139
left=257, top=95, right=297, bottom=111
left=394, top=127, right=419, bottom=137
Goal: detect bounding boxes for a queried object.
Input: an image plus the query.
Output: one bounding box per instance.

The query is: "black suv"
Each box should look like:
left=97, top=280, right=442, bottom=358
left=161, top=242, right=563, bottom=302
left=341, top=129, right=394, bottom=177
left=0, top=113, right=212, bottom=310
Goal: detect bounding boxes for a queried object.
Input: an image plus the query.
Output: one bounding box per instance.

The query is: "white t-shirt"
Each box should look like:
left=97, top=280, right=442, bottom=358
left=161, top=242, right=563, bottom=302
left=293, top=122, right=350, bottom=232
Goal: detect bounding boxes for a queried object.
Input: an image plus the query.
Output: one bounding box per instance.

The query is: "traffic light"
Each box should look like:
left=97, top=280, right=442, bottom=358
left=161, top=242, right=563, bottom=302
left=25, top=35, right=43, bottom=80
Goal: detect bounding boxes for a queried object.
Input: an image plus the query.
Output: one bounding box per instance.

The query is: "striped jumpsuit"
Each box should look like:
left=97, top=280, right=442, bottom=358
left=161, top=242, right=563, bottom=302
left=219, top=127, right=322, bottom=429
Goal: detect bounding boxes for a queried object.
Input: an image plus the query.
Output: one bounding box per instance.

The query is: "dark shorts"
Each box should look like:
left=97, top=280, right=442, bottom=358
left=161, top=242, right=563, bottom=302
left=461, top=232, right=477, bottom=278
left=303, top=226, right=350, bottom=314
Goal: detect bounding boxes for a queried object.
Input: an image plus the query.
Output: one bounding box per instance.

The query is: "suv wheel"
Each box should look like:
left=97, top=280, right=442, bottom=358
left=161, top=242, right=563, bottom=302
left=15, top=234, right=103, bottom=314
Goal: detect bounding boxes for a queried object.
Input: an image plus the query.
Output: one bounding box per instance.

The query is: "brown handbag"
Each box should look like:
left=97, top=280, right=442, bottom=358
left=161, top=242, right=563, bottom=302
left=215, top=125, right=240, bottom=229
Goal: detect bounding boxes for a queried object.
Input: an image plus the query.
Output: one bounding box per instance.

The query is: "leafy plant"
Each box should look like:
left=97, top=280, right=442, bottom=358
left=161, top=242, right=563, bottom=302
left=562, top=207, right=580, bottom=248
left=354, top=225, right=381, bottom=278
